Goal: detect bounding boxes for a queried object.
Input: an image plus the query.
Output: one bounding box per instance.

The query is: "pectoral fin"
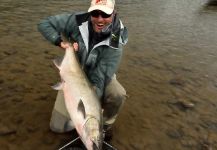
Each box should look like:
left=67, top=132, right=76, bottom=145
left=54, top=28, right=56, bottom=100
left=78, top=99, right=86, bottom=119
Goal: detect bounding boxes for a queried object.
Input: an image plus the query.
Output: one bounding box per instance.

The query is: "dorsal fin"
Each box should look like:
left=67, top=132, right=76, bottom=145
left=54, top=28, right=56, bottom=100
left=78, top=99, right=86, bottom=118
left=51, top=81, right=63, bottom=90
left=53, top=56, right=63, bottom=69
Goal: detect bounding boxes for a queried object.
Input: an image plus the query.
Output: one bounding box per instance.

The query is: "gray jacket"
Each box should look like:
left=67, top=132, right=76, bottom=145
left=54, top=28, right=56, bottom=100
left=38, top=12, right=128, bottom=98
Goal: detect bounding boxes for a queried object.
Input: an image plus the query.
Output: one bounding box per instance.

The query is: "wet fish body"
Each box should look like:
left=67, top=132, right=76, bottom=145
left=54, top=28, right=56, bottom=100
left=53, top=45, right=102, bottom=150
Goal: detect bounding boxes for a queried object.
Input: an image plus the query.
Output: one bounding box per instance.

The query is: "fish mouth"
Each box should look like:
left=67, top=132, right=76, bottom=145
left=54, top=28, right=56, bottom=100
left=90, top=132, right=103, bottom=150
left=91, top=139, right=102, bottom=150
left=90, top=128, right=103, bottom=150
left=84, top=116, right=103, bottom=150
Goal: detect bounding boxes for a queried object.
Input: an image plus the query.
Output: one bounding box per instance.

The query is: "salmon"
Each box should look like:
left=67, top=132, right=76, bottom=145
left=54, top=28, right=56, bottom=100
left=52, top=44, right=103, bottom=150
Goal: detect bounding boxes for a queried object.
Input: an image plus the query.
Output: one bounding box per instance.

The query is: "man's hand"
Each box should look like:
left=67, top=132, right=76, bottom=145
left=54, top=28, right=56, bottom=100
left=60, top=42, right=79, bottom=51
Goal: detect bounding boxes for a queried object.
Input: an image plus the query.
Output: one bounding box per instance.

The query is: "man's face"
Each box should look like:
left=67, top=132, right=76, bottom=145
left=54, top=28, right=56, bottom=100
left=90, top=10, right=113, bottom=33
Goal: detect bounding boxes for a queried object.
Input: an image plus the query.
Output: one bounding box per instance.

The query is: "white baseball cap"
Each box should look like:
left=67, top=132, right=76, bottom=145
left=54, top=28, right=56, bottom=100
left=88, top=0, right=115, bottom=15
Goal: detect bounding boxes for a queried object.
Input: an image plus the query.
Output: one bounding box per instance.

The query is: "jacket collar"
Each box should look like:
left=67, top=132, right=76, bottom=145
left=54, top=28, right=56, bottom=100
left=78, top=21, right=89, bottom=51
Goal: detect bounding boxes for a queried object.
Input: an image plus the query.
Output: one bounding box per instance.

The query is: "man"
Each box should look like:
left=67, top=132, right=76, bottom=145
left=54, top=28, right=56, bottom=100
left=38, top=0, right=128, bottom=140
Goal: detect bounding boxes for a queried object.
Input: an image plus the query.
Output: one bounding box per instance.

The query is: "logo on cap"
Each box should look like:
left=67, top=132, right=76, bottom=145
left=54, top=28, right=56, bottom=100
left=96, top=0, right=107, bottom=5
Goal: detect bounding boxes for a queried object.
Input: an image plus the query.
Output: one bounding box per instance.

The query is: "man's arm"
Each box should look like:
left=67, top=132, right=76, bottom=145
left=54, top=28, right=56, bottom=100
left=89, top=47, right=123, bottom=98
left=37, top=13, right=73, bottom=46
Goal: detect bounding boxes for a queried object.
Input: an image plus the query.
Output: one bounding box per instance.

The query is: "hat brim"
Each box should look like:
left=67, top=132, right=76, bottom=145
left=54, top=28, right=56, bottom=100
left=88, top=5, right=113, bottom=15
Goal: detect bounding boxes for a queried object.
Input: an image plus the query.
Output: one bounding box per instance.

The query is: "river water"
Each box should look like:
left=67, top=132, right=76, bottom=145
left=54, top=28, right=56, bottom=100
left=1, top=0, right=217, bottom=150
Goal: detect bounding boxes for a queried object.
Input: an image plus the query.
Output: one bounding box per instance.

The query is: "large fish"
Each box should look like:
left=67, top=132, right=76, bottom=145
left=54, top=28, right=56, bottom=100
left=52, top=44, right=103, bottom=150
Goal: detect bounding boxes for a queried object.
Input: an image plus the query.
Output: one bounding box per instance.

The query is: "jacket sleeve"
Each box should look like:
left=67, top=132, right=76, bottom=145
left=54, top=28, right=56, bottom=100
left=89, top=46, right=123, bottom=98
left=37, top=13, right=73, bottom=46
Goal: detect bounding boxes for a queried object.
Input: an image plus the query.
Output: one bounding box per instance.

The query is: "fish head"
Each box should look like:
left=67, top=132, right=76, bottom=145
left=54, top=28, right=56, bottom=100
left=84, top=116, right=103, bottom=150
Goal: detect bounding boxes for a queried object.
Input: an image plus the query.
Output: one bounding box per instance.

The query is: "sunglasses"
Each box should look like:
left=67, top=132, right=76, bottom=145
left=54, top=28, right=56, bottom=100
left=90, top=10, right=112, bottom=18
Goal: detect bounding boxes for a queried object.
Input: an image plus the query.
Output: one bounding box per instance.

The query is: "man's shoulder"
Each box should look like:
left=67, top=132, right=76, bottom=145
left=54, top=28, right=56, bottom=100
left=64, top=12, right=89, bottom=29
left=74, top=12, right=90, bottom=26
